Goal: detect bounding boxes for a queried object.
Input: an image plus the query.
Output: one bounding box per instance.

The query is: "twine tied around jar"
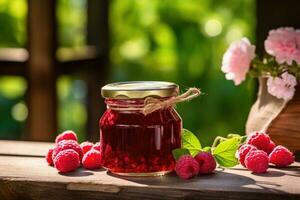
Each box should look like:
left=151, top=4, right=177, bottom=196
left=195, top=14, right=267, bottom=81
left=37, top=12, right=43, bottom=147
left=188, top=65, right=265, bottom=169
left=108, top=88, right=201, bottom=115
left=142, top=87, right=201, bottom=115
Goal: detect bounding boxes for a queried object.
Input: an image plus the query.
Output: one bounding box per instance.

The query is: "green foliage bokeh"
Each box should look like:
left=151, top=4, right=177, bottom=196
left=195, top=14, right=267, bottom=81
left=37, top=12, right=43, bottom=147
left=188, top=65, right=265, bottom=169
left=109, top=0, right=256, bottom=146
left=0, top=0, right=256, bottom=145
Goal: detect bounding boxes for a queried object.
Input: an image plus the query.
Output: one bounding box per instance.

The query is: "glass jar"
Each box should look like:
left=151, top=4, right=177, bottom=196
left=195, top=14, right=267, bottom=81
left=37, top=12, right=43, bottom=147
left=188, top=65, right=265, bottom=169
left=99, top=81, right=182, bottom=176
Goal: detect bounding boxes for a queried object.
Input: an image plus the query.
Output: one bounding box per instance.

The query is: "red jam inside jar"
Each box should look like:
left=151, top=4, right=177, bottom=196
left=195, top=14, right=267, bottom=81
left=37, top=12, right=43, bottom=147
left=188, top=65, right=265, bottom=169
left=99, top=82, right=182, bottom=176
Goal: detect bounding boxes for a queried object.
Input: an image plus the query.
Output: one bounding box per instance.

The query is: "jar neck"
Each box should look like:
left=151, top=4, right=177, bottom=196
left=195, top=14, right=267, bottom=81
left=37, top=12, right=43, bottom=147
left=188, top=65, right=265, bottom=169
left=105, top=99, right=145, bottom=109
left=105, top=97, right=173, bottom=111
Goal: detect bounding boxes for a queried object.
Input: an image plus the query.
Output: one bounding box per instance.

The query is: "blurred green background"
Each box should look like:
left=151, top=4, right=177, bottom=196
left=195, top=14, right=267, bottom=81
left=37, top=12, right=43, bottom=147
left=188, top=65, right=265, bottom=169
left=0, top=0, right=255, bottom=146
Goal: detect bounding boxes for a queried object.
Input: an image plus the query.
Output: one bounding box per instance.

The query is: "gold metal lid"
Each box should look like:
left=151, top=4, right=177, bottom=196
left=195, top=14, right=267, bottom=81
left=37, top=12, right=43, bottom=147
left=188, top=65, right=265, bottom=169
left=101, top=81, right=179, bottom=99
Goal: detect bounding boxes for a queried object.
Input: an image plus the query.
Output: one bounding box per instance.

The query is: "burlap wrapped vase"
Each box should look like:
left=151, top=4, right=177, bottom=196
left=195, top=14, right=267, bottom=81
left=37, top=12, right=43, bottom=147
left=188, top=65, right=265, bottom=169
left=246, top=78, right=300, bottom=154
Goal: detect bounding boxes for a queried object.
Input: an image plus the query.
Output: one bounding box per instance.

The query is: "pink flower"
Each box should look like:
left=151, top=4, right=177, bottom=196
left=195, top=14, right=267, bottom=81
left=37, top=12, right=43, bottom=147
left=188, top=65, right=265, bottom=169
left=267, top=72, right=297, bottom=101
left=222, top=38, right=256, bottom=85
left=264, top=27, right=300, bottom=65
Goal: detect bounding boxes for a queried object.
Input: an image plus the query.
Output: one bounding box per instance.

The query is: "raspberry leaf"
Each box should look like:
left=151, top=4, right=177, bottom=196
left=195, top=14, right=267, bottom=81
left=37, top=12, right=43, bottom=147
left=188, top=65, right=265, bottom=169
left=182, top=129, right=201, bottom=156
left=240, top=135, right=248, bottom=144
left=227, top=133, right=241, bottom=138
left=202, top=146, right=211, bottom=153
left=212, top=137, right=239, bottom=167
left=172, top=148, right=190, bottom=160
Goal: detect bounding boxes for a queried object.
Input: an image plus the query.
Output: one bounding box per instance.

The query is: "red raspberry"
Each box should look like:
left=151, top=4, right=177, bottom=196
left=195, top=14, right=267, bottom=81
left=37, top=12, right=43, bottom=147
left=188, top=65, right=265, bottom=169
left=269, top=145, right=294, bottom=167
left=93, top=142, right=101, bottom=152
left=245, top=150, right=268, bottom=173
left=55, top=130, right=77, bottom=143
left=82, top=149, right=102, bottom=170
left=46, top=148, right=54, bottom=166
left=52, top=140, right=83, bottom=161
left=247, top=131, right=270, bottom=152
left=175, top=155, right=199, bottom=180
left=53, top=149, right=80, bottom=173
left=265, top=140, right=276, bottom=154
left=80, top=141, right=94, bottom=154
left=237, top=144, right=257, bottom=167
left=194, top=151, right=216, bottom=174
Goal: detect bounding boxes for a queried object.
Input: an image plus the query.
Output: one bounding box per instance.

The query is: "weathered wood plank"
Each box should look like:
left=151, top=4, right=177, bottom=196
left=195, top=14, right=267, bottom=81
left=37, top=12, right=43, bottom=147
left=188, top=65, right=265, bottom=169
left=0, top=140, right=53, bottom=157
left=0, top=141, right=299, bottom=199
left=0, top=155, right=299, bottom=200
left=0, top=180, right=296, bottom=200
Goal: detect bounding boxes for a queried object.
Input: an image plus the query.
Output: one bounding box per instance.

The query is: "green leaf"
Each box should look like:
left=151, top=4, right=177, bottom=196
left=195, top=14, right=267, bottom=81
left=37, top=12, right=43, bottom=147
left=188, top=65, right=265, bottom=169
left=212, top=137, right=240, bottom=167
left=202, top=146, right=211, bottom=153
left=214, top=154, right=238, bottom=167
left=226, top=133, right=241, bottom=139
left=182, top=129, right=201, bottom=156
left=172, top=148, right=190, bottom=160
left=240, top=135, right=248, bottom=144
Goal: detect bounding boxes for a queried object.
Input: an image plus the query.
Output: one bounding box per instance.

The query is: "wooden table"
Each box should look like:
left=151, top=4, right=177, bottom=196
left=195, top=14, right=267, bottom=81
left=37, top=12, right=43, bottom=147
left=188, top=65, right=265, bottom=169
left=0, top=140, right=299, bottom=200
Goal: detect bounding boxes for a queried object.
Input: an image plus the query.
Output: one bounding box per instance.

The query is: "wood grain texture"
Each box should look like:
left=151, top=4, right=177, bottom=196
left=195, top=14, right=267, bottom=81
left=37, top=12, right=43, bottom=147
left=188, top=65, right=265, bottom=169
left=0, top=141, right=299, bottom=200
left=0, top=140, right=53, bottom=157
left=0, top=156, right=299, bottom=200
left=267, top=84, right=300, bottom=154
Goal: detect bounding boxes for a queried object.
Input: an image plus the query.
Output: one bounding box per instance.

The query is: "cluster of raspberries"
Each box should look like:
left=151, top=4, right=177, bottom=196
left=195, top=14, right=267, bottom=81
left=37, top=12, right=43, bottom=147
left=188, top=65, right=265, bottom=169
left=175, top=151, right=216, bottom=180
left=46, top=130, right=102, bottom=173
left=237, top=132, right=295, bottom=173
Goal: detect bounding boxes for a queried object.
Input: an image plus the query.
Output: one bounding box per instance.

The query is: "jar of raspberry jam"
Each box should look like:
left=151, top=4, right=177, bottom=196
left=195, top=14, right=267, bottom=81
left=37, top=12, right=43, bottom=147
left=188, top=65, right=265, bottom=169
left=99, top=81, right=182, bottom=176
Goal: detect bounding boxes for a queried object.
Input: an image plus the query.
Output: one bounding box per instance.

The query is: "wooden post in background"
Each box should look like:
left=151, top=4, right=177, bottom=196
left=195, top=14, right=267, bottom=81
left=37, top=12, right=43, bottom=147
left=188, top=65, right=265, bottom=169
left=86, top=0, right=109, bottom=141
left=26, top=0, right=57, bottom=141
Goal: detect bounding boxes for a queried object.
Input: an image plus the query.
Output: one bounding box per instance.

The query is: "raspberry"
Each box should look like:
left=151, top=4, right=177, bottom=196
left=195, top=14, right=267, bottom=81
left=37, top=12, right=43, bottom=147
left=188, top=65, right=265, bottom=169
left=265, top=140, right=276, bottom=154
left=245, top=150, right=268, bottom=173
left=194, top=151, right=216, bottom=174
left=46, top=148, right=54, bottom=166
left=55, top=130, right=78, bottom=143
left=175, top=155, right=199, bottom=180
left=247, top=131, right=270, bottom=152
left=80, top=141, right=94, bottom=154
left=52, top=140, right=83, bottom=161
left=237, top=144, right=257, bottom=167
left=269, top=145, right=294, bottom=167
left=93, top=142, right=101, bottom=152
left=82, top=149, right=102, bottom=169
left=53, top=149, right=80, bottom=173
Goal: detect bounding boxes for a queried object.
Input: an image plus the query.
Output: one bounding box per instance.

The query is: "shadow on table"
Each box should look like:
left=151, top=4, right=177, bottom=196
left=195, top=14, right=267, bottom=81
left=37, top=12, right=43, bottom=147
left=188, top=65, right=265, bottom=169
left=59, top=167, right=105, bottom=177
left=268, top=165, right=300, bottom=178
left=230, top=168, right=286, bottom=178
left=228, top=164, right=300, bottom=178
left=106, top=170, right=287, bottom=195
left=252, top=170, right=285, bottom=177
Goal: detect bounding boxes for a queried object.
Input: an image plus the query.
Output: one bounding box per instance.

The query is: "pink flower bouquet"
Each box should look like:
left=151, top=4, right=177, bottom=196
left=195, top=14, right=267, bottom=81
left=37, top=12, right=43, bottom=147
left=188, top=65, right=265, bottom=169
left=222, top=27, right=300, bottom=101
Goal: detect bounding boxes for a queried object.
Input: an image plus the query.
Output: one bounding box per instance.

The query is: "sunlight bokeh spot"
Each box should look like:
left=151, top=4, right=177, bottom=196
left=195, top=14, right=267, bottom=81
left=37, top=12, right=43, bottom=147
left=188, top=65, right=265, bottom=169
left=119, top=38, right=149, bottom=60
left=226, top=26, right=243, bottom=44
left=11, top=102, right=28, bottom=122
left=204, top=19, right=222, bottom=37
left=0, top=77, right=27, bottom=99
